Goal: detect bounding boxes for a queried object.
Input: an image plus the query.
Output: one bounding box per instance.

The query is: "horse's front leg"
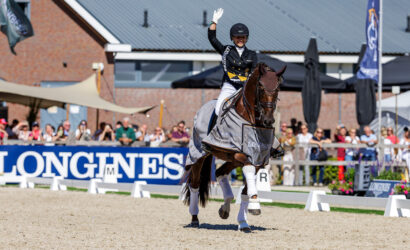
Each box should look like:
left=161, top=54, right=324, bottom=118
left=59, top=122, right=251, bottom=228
left=215, top=162, right=236, bottom=219
left=243, top=164, right=261, bottom=215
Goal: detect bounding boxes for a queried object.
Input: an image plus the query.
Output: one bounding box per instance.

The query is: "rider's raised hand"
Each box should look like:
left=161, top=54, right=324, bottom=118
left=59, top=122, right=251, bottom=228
left=212, top=8, right=224, bottom=24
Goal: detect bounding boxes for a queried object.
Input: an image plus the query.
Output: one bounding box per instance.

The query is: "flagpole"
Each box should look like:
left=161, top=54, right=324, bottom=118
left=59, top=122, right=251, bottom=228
left=377, top=0, right=383, bottom=139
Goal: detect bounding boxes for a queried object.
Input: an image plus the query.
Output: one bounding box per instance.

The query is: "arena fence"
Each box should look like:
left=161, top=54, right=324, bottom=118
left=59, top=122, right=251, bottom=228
left=1, top=175, right=409, bottom=218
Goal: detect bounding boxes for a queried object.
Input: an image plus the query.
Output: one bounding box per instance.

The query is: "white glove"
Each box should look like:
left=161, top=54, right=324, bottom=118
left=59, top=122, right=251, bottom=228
left=212, top=8, right=224, bottom=24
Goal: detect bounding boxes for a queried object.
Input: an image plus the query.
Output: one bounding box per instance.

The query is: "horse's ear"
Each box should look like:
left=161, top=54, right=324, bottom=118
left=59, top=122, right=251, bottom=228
left=258, top=63, right=267, bottom=75
left=276, top=65, right=287, bottom=77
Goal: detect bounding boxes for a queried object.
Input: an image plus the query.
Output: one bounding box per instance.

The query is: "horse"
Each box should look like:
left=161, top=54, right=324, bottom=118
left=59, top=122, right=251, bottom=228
left=183, top=62, right=285, bottom=232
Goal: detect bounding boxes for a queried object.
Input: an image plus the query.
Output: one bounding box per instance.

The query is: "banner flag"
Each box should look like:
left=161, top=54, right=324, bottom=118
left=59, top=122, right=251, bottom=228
left=0, top=0, right=34, bottom=54
left=357, top=0, right=380, bottom=82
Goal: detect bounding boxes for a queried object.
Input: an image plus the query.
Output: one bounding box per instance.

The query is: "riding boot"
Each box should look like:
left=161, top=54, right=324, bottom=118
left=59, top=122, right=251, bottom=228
left=207, top=111, right=218, bottom=135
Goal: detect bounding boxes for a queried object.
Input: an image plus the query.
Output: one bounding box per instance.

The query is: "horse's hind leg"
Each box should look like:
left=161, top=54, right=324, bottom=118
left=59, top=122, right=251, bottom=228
left=216, top=162, right=236, bottom=219
left=188, top=159, right=204, bottom=227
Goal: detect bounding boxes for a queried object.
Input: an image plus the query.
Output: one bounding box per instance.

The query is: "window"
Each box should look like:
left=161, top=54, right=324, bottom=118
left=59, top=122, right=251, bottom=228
left=115, top=60, right=192, bottom=88
left=15, top=0, right=31, bottom=19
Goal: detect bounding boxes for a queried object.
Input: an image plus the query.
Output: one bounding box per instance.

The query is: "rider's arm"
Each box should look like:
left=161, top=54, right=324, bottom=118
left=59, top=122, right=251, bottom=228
left=208, top=27, right=224, bottom=55
left=208, top=8, right=224, bottom=55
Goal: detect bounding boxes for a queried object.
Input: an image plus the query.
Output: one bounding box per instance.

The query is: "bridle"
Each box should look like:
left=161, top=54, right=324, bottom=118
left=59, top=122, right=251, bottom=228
left=242, top=74, right=281, bottom=126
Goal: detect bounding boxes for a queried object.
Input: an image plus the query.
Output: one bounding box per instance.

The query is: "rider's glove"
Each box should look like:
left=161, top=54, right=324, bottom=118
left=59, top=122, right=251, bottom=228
left=212, top=8, right=224, bottom=24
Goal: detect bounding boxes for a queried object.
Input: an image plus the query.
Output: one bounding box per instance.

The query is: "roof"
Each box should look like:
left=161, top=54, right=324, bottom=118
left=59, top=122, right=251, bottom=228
left=75, top=0, right=410, bottom=54
left=0, top=75, right=154, bottom=114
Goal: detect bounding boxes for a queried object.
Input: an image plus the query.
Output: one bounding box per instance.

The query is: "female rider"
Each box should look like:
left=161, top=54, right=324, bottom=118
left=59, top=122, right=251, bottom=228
left=208, top=8, right=282, bottom=154
left=208, top=8, right=257, bottom=117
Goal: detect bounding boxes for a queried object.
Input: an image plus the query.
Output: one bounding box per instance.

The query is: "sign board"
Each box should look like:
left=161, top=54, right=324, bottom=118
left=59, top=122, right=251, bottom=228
left=0, top=145, right=188, bottom=185
left=256, top=168, right=271, bottom=192
left=365, top=180, right=401, bottom=198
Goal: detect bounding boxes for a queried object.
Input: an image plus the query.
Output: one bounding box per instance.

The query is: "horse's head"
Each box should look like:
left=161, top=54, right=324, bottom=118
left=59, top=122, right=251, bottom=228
left=254, top=63, right=286, bottom=127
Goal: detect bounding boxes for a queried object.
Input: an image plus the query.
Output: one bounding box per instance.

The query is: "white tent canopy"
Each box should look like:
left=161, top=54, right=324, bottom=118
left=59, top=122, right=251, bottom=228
left=0, top=74, right=154, bottom=114
left=370, top=90, right=410, bottom=137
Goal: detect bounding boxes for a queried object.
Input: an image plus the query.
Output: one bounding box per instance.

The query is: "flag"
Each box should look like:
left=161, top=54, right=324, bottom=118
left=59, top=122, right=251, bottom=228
left=357, top=0, right=380, bottom=82
left=0, top=0, right=34, bottom=54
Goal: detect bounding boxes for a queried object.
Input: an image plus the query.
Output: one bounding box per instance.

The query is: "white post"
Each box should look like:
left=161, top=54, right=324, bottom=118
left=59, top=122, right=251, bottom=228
left=304, top=190, right=330, bottom=212
left=131, top=181, right=150, bottom=198
left=87, top=179, right=102, bottom=194
left=384, top=195, right=410, bottom=217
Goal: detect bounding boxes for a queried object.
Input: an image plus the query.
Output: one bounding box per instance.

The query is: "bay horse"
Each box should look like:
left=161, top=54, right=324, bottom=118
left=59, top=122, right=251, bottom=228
left=183, top=63, right=285, bottom=232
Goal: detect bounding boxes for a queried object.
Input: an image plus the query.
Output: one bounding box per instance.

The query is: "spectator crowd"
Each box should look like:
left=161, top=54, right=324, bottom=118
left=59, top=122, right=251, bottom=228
left=0, top=117, right=190, bottom=148
left=274, top=118, right=410, bottom=187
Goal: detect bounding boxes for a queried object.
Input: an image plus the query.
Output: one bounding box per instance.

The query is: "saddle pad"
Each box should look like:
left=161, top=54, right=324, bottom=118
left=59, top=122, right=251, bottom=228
left=242, top=124, right=275, bottom=166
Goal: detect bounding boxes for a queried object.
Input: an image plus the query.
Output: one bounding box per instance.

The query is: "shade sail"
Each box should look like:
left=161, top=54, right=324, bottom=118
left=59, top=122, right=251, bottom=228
left=0, top=74, right=154, bottom=114
left=172, top=54, right=344, bottom=91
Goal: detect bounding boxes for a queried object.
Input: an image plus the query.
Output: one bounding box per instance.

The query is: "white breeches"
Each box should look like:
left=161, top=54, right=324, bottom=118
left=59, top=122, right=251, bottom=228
left=215, top=82, right=237, bottom=116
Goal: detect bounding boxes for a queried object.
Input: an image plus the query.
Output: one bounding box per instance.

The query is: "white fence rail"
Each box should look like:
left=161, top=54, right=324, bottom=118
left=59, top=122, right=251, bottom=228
left=1, top=175, right=410, bottom=218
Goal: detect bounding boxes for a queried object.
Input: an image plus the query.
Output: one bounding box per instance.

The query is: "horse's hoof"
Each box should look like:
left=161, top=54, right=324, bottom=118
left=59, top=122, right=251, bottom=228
left=239, top=227, right=252, bottom=233
left=218, top=206, right=229, bottom=219
left=248, top=209, right=261, bottom=216
left=189, top=220, right=199, bottom=228
left=248, top=198, right=261, bottom=216
left=238, top=220, right=251, bottom=233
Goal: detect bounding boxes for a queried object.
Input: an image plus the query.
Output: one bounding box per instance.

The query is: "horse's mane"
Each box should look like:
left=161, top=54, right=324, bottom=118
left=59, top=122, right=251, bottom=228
left=245, top=63, right=280, bottom=92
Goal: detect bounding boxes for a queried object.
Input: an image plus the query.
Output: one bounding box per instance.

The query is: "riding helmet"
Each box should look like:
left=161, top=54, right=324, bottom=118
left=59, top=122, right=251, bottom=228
left=230, top=23, right=249, bottom=39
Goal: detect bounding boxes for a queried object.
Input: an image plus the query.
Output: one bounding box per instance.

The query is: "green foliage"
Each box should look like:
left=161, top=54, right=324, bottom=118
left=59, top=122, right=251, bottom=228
left=345, top=168, right=355, bottom=184
left=374, top=170, right=402, bottom=181
left=323, top=157, right=338, bottom=184
left=235, top=167, right=243, bottom=181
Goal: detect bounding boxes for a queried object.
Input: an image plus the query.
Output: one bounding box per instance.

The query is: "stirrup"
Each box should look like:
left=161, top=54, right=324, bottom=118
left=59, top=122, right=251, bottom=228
left=238, top=220, right=251, bottom=233
left=248, top=198, right=261, bottom=215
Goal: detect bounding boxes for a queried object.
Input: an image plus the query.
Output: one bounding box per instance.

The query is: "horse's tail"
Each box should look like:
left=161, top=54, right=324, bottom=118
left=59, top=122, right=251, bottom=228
left=199, top=154, right=213, bottom=207
left=182, top=168, right=191, bottom=206
left=182, top=154, right=213, bottom=207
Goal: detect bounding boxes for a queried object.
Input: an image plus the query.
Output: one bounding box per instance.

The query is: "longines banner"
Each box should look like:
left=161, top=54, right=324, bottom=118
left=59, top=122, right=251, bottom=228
left=0, top=145, right=188, bottom=185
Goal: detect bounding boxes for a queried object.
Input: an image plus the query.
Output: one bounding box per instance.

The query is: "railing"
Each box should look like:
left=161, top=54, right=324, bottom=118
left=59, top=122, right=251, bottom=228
left=1, top=176, right=410, bottom=218
left=269, top=142, right=408, bottom=171
left=2, top=139, right=408, bottom=172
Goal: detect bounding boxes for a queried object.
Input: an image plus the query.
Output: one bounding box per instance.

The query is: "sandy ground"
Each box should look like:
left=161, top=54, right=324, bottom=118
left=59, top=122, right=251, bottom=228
left=0, top=187, right=409, bottom=249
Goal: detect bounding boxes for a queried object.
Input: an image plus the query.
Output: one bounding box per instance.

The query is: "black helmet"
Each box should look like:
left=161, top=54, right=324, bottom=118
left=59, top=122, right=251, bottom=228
left=230, top=23, right=249, bottom=39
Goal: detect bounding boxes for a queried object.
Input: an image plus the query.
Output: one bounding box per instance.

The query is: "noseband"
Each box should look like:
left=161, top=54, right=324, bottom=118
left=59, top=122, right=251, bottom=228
left=255, top=78, right=279, bottom=124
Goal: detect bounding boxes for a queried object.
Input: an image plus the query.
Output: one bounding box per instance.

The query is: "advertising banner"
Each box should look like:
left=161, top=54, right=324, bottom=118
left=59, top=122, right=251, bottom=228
left=0, top=145, right=188, bottom=185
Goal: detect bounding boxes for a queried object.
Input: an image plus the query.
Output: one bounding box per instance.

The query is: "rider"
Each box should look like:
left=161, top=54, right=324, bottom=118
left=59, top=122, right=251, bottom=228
left=208, top=8, right=257, bottom=118
left=208, top=8, right=283, bottom=157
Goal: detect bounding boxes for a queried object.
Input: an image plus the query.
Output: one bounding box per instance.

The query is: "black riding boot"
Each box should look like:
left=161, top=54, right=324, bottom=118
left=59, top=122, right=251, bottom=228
left=207, top=111, right=218, bottom=135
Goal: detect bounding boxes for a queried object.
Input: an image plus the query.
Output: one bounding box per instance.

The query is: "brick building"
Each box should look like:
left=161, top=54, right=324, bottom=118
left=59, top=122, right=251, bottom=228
left=0, top=0, right=408, bottom=135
